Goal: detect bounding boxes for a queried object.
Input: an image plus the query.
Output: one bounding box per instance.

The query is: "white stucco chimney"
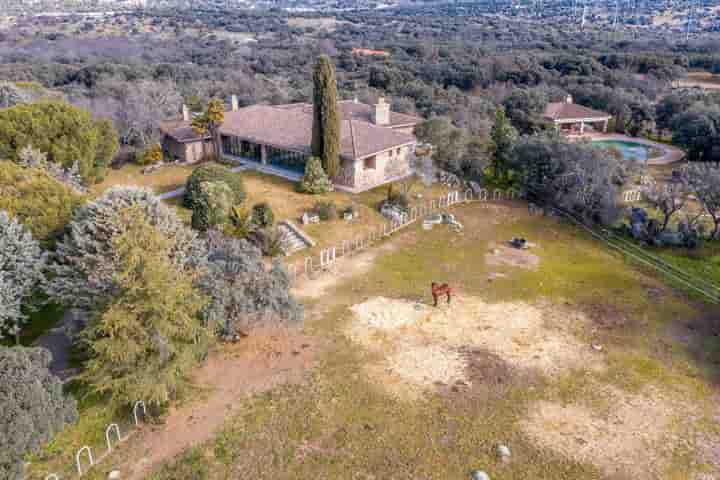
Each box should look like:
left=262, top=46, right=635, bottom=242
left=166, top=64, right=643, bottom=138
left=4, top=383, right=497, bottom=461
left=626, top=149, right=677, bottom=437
left=182, top=104, right=190, bottom=122
left=231, top=95, right=239, bottom=111
left=372, top=97, right=390, bottom=126
left=566, top=95, right=574, bottom=104
left=353, top=96, right=359, bottom=104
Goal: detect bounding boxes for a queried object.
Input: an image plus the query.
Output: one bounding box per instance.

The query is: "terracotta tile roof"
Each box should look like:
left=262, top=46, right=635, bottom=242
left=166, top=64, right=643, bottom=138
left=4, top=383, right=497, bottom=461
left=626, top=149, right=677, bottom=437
left=195, top=103, right=419, bottom=160
left=159, top=118, right=210, bottom=143
left=276, top=100, right=423, bottom=128
left=543, top=101, right=612, bottom=121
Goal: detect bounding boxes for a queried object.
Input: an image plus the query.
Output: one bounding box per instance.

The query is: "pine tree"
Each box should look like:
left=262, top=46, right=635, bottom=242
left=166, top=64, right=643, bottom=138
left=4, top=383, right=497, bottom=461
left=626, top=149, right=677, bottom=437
left=311, top=55, right=341, bottom=179
left=81, top=207, right=210, bottom=409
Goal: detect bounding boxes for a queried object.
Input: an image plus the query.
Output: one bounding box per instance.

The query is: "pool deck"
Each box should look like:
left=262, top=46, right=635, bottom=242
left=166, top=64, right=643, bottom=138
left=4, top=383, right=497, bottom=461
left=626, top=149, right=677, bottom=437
left=581, top=133, right=686, bottom=165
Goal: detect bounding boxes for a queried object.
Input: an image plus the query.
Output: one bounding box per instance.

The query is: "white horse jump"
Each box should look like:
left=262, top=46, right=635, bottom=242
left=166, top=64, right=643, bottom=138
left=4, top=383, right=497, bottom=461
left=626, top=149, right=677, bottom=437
left=133, top=401, right=146, bottom=427
left=105, top=423, right=122, bottom=453
left=76, top=446, right=93, bottom=476
left=320, top=248, right=336, bottom=267
left=623, top=190, right=642, bottom=202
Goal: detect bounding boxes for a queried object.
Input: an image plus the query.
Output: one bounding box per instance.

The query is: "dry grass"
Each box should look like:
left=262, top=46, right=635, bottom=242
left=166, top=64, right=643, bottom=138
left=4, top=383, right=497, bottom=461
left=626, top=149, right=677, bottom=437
left=92, top=163, right=195, bottom=197
left=32, top=202, right=720, bottom=480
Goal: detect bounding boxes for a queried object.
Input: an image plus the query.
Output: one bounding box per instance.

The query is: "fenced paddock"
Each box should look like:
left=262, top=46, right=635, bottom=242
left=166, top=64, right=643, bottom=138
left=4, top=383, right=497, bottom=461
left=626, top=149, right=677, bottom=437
left=286, top=187, right=522, bottom=282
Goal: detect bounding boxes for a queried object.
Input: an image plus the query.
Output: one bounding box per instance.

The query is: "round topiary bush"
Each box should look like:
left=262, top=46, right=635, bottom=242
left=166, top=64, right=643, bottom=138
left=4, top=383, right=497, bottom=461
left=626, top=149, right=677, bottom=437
left=191, top=181, right=234, bottom=232
left=184, top=163, right=246, bottom=209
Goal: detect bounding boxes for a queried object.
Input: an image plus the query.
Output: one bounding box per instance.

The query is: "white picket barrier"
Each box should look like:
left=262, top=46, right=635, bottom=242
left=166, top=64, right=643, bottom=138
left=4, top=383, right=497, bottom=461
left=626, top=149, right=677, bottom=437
left=133, top=401, right=146, bottom=427
left=76, top=446, right=93, bottom=476
left=105, top=424, right=122, bottom=453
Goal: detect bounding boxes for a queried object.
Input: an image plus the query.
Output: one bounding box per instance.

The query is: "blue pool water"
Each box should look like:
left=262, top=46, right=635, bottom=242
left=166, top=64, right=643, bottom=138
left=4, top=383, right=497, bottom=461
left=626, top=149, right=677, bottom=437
left=592, top=140, right=650, bottom=163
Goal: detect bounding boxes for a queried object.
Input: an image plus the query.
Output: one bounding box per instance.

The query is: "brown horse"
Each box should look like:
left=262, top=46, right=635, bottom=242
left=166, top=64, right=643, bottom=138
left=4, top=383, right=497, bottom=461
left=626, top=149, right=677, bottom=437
left=431, top=282, right=452, bottom=307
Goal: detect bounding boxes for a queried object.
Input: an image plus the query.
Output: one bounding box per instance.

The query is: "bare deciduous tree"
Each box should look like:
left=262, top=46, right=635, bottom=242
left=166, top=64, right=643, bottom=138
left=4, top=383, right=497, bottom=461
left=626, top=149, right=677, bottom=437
left=643, top=179, right=688, bottom=232
left=687, top=163, right=720, bottom=239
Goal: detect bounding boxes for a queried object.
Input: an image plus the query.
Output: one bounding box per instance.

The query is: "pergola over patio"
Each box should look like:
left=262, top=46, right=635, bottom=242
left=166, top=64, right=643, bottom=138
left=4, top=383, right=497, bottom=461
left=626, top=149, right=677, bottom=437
left=543, top=96, right=612, bottom=136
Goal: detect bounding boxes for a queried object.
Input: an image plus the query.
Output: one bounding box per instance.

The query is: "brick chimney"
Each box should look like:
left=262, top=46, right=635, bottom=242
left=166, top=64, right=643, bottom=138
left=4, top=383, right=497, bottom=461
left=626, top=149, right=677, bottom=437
left=231, top=95, right=239, bottom=111
left=372, top=97, right=390, bottom=126
left=182, top=104, right=190, bottom=122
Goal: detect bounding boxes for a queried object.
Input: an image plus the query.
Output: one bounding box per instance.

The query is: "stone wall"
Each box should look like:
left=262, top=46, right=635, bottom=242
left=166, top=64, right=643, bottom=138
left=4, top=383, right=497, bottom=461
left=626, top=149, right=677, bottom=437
left=352, top=145, right=413, bottom=191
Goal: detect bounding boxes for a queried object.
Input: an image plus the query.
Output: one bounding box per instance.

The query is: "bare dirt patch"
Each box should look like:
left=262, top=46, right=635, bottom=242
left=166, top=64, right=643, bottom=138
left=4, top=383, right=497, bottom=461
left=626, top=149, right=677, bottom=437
left=346, top=296, right=601, bottom=399
left=484, top=242, right=540, bottom=270
left=583, top=302, right=630, bottom=329
left=292, top=241, right=398, bottom=300
left=520, top=385, right=686, bottom=480
left=126, top=327, right=318, bottom=480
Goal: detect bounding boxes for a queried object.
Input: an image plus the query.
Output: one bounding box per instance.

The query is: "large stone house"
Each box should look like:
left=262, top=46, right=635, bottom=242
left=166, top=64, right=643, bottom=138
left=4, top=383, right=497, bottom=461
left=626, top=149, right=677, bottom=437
left=543, top=96, right=612, bottom=135
left=160, top=97, right=423, bottom=193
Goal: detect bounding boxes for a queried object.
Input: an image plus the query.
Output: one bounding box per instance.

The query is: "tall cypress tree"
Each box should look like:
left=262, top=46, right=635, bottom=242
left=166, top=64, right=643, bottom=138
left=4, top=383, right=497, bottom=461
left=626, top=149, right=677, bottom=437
left=311, top=55, right=341, bottom=179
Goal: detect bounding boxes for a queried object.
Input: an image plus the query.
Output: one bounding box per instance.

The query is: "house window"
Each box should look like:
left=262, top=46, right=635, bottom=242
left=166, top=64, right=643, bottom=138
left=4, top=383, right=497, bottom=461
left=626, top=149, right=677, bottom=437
left=364, top=156, right=376, bottom=170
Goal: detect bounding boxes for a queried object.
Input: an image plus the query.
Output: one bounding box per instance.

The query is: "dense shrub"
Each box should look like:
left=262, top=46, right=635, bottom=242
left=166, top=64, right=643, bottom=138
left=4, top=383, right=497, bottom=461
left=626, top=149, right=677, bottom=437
left=191, top=181, right=233, bottom=232
left=0, top=211, right=46, bottom=343
left=314, top=201, right=337, bottom=221
left=298, top=156, right=333, bottom=194
left=49, top=187, right=206, bottom=310
left=0, top=346, right=78, bottom=480
left=0, top=101, right=118, bottom=184
left=183, top=163, right=245, bottom=209
left=201, top=232, right=302, bottom=337
left=251, top=202, right=274, bottom=229
left=135, top=143, right=163, bottom=165
left=0, top=161, right=84, bottom=243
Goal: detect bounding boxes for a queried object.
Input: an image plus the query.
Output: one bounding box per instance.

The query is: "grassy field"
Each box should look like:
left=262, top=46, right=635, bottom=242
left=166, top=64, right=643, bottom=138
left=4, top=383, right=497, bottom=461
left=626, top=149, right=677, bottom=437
left=27, top=179, right=720, bottom=479
left=89, top=202, right=716, bottom=480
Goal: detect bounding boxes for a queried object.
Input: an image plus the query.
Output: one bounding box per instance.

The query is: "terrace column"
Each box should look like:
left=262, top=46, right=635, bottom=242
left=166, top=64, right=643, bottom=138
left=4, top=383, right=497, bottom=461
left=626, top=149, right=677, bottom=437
left=579, top=121, right=585, bottom=135
left=261, top=145, right=267, bottom=165
left=603, top=119, right=608, bottom=133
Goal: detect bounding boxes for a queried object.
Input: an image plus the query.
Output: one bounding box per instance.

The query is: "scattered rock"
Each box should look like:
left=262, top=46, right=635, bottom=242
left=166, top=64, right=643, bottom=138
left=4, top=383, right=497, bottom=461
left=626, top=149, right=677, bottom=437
left=470, top=470, right=490, bottom=480
left=108, top=470, right=121, bottom=480
left=497, top=444, right=511, bottom=463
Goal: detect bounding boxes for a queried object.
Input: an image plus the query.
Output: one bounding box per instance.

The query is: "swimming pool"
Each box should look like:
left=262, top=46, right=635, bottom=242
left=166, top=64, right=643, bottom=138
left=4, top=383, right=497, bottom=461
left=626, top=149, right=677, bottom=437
left=592, top=140, right=650, bottom=163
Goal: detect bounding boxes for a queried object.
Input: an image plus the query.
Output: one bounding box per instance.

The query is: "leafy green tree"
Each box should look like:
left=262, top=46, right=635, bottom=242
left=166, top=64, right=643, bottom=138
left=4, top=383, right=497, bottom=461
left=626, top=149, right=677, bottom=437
left=0, top=161, right=84, bottom=243
left=298, top=156, right=333, bottom=194
left=184, top=163, right=246, bottom=210
left=0, top=211, right=46, bottom=344
left=671, top=104, right=720, bottom=163
left=0, top=346, right=78, bottom=480
left=0, top=101, right=119, bottom=184
left=49, top=187, right=206, bottom=310
left=311, top=55, right=341, bottom=179
left=488, top=106, right=518, bottom=179
left=191, top=181, right=233, bottom=232
left=81, top=208, right=210, bottom=409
